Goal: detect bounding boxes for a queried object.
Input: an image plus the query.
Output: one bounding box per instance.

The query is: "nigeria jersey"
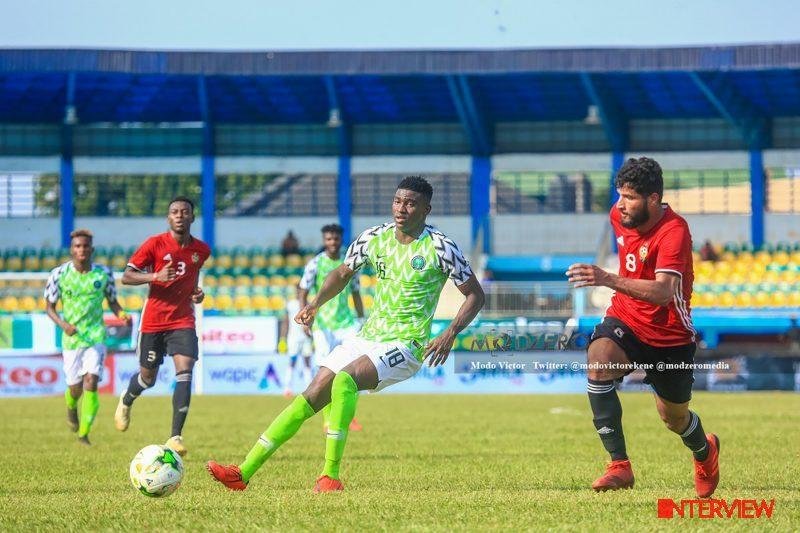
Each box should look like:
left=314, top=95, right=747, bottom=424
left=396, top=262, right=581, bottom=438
left=299, top=252, right=360, bottom=331
left=44, top=262, right=117, bottom=350
left=344, top=223, right=473, bottom=360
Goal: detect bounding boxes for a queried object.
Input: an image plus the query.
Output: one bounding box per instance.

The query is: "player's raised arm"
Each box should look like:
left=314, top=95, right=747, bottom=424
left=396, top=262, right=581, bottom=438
left=424, top=273, right=485, bottom=366
left=294, top=263, right=355, bottom=327
left=566, top=263, right=679, bottom=307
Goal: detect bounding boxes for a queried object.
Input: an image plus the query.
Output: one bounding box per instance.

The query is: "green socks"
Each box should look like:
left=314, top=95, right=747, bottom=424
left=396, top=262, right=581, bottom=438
left=322, top=404, right=332, bottom=427
left=64, top=389, right=78, bottom=410
left=78, top=390, right=99, bottom=437
left=239, top=394, right=315, bottom=482
left=322, top=372, right=359, bottom=480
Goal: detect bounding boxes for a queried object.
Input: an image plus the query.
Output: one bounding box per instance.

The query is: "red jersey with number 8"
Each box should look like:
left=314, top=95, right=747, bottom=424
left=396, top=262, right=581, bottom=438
left=606, top=205, right=695, bottom=347
left=128, top=232, right=210, bottom=333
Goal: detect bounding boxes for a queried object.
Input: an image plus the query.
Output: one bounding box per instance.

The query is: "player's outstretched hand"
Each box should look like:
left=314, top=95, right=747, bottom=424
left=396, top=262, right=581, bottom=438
left=154, top=260, right=176, bottom=283
left=295, top=304, right=317, bottom=328
left=566, top=263, right=608, bottom=288
left=63, top=323, right=77, bottom=336
left=191, top=286, right=205, bottom=304
left=424, top=329, right=456, bottom=367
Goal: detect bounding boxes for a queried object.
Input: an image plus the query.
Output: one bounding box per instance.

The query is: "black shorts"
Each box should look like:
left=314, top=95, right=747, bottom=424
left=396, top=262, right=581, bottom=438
left=137, top=328, right=199, bottom=369
left=590, top=317, right=696, bottom=403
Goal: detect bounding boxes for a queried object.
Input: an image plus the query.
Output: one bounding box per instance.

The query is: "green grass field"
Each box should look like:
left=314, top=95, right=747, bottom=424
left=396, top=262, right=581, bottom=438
left=1, top=392, right=798, bottom=531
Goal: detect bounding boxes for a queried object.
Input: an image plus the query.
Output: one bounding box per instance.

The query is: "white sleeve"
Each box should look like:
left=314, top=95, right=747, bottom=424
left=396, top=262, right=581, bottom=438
left=43, top=266, right=63, bottom=304
left=344, top=225, right=385, bottom=272
left=298, top=256, right=318, bottom=290
left=431, top=230, right=474, bottom=286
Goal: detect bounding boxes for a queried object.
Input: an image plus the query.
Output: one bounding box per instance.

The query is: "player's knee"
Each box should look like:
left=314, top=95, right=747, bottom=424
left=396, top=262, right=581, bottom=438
left=138, top=372, right=156, bottom=389
left=660, top=411, right=688, bottom=433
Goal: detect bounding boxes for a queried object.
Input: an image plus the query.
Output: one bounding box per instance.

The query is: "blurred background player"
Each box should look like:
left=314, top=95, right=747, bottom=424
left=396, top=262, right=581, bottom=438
left=280, top=287, right=314, bottom=398
left=298, top=223, right=365, bottom=431
left=567, top=157, right=720, bottom=498
left=44, top=228, right=132, bottom=445
left=206, top=176, right=485, bottom=493
left=114, top=196, right=210, bottom=457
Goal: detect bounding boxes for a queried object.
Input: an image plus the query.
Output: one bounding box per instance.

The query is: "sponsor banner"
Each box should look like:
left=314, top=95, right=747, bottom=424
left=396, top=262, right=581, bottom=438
left=113, top=353, right=175, bottom=396
left=201, top=354, right=289, bottom=395
left=0, top=356, right=62, bottom=397
left=201, top=316, right=279, bottom=355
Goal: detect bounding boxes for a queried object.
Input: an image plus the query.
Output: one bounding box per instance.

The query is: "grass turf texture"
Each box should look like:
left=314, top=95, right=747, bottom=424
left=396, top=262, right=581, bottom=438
left=0, top=392, right=797, bottom=531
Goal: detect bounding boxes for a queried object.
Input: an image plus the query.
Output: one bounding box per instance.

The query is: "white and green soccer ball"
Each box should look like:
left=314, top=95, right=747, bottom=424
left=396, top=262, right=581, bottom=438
left=129, top=444, right=184, bottom=498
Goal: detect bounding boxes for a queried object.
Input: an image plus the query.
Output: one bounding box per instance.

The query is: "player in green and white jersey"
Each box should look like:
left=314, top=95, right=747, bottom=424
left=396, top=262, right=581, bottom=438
left=44, top=229, right=132, bottom=445
left=207, top=176, right=485, bottom=493
left=298, top=223, right=364, bottom=430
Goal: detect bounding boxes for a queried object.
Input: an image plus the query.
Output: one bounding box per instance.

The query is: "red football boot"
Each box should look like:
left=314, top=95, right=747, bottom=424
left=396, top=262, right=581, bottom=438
left=348, top=418, right=363, bottom=431
left=694, top=433, right=720, bottom=498
left=313, top=475, right=344, bottom=493
left=592, top=459, right=635, bottom=491
left=206, top=461, right=248, bottom=491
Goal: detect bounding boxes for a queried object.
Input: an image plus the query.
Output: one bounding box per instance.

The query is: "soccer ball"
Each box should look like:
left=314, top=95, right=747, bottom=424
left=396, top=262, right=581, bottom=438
left=129, top=444, right=184, bottom=497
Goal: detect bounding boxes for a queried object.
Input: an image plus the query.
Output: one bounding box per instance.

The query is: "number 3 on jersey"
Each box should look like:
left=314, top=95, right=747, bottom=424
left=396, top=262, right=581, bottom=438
left=176, top=261, right=186, bottom=276
left=625, top=253, right=637, bottom=273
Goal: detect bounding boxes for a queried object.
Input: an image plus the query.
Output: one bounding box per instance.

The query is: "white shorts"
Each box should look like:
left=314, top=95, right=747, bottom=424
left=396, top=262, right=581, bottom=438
left=320, top=336, right=422, bottom=392
left=313, top=326, right=359, bottom=360
left=62, top=344, right=106, bottom=386
left=287, top=331, right=312, bottom=359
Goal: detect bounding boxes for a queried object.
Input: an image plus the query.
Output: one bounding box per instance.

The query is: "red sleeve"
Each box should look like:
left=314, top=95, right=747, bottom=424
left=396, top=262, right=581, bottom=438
left=655, top=224, right=691, bottom=275
left=128, top=237, right=156, bottom=272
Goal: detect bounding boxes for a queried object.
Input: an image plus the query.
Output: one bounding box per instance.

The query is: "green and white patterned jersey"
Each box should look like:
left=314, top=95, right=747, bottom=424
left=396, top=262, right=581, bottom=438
left=299, top=252, right=360, bottom=331
left=44, top=262, right=117, bottom=350
left=345, top=223, right=473, bottom=360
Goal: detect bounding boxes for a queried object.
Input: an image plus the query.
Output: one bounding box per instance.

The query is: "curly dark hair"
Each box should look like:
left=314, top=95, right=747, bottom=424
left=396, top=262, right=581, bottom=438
left=615, top=157, right=663, bottom=199
left=397, top=175, right=433, bottom=202
left=169, top=195, right=195, bottom=213
left=321, top=223, right=343, bottom=236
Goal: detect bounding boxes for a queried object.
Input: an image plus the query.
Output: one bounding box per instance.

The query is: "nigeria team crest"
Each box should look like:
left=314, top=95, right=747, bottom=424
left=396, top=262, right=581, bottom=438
left=411, top=255, right=426, bottom=270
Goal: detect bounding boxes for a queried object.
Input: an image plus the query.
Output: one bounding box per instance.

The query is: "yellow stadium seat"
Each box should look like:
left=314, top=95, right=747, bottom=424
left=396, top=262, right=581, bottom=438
left=763, top=271, right=781, bottom=283
left=23, top=256, right=41, bottom=271
left=216, top=254, right=233, bottom=269
left=253, top=275, right=270, bottom=287
left=696, top=261, right=715, bottom=277
left=773, top=251, right=790, bottom=266
left=214, top=294, right=234, bottom=311
left=285, top=254, right=303, bottom=268
left=791, top=251, right=800, bottom=264
left=202, top=295, right=215, bottom=309
left=19, top=296, right=37, bottom=312
left=111, top=255, right=127, bottom=270
left=125, top=294, right=144, bottom=311
left=204, top=255, right=215, bottom=268
left=770, top=292, right=789, bottom=307
left=719, top=292, right=736, bottom=307
left=234, top=294, right=252, bottom=311
left=721, top=251, right=736, bottom=262
left=753, top=292, right=771, bottom=307
left=728, top=272, right=746, bottom=284
left=285, top=274, right=301, bottom=287
left=359, top=275, right=374, bottom=289
left=41, top=256, right=58, bottom=271
left=268, top=295, right=286, bottom=311
left=737, top=251, right=754, bottom=263
left=780, top=270, right=798, bottom=283
left=735, top=292, right=753, bottom=307
left=789, top=292, right=800, bottom=307
left=233, top=255, right=250, bottom=269
left=270, top=276, right=287, bottom=287
left=36, top=298, right=47, bottom=311
left=204, top=276, right=218, bottom=288
left=251, top=255, right=268, bottom=268
left=218, top=275, right=235, bottom=287
left=6, top=257, right=22, bottom=271
left=713, top=261, right=732, bottom=275
left=361, top=294, right=374, bottom=309
left=754, top=251, right=772, bottom=264
left=252, top=294, right=270, bottom=311
left=1, top=296, right=19, bottom=312
left=235, top=275, right=252, bottom=287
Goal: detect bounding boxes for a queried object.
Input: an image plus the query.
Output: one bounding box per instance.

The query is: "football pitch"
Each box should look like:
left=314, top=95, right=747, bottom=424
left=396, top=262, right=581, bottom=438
left=1, top=392, right=798, bottom=531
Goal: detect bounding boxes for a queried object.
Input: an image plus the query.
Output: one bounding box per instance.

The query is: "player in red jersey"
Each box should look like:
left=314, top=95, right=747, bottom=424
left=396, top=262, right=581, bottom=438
left=114, top=196, right=210, bottom=457
left=567, top=157, right=719, bottom=498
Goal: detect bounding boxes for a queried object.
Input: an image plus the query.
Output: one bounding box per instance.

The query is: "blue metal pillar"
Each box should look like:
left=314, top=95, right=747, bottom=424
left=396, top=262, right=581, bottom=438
left=471, top=156, right=491, bottom=254
left=337, top=125, right=353, bottom=245
left=198, top=76, right=215, bottom=248
left=749, top=149, right=765, bottom=250
left=60, top=72, right=77, bottom=248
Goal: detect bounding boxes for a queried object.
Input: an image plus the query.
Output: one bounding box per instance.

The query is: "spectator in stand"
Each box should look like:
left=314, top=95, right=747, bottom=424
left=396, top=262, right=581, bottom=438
left=699, top=240, right=719, bottom=262
left=281, top=230, right=300, bottom=257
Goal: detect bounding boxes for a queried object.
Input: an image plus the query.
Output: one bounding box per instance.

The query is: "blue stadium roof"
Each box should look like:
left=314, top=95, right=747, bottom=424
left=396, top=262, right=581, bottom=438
left=0, top=45, right=798, bottom=147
